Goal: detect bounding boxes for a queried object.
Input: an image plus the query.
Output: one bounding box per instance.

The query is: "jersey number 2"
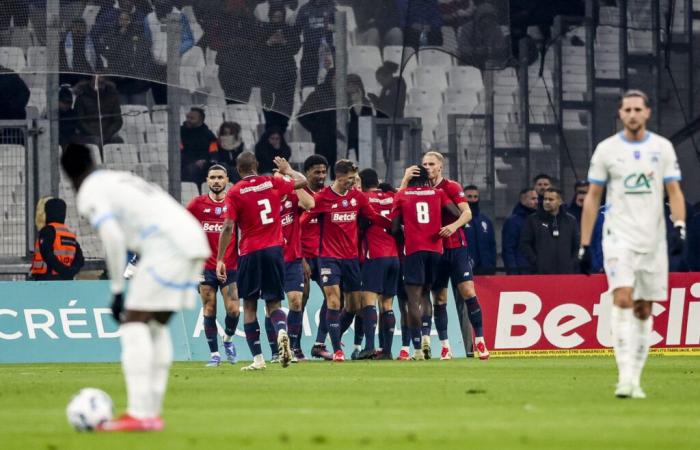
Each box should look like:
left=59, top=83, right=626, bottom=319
left=258, top=199, right=273, bottom=224
left=416, top=202, right=430, bottom=224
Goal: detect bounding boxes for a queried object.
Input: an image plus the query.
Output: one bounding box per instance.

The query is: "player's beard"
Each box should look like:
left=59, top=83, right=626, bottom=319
left=209, top=185, right=225, bottom=195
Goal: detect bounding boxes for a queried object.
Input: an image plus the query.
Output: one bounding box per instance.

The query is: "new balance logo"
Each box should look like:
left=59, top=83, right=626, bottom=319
left=331, top=212, right=357, bottom=222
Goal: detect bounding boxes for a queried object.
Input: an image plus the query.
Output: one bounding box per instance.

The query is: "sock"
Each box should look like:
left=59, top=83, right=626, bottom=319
left=381, top=311, right=396, bottom=354
left=410, top=327, right=422, bottom=350
left=421, top=314, right=432, bottom=337
left=224, top=313, right=239, bottom=339
left=326, top=308, right=342, bottom=352
left=315, top=299, right=328, bottom=345
left=465, top=296, right=484, bottom=337
left=401, top=323, right=411, bottom=347
left=340, top=310, right=355, bottom=335
left=611, top=305, right=634, bottom=385
left=353, top=315, right=364, bottom=347
left=120, top=322, right=153, bottom=419
left=630, top=315, right=653, bottom=387
left=434, top=304, right=448, bottom=341
left=288, top=310, right=303, bottom=350
left=244, top=321, right=262, bottom=357
left=149, top=321, right=172, bottom=417
left=203, top=315, right=218, bottom=353
left=362, top=306, right=378, bottom=351
left=265, top=317, right=278, bottom=355
left=269, top=308, right=288, bottom=334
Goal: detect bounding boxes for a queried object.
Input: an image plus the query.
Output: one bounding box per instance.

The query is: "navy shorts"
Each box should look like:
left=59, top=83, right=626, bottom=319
left=319, top=257, right=362, bottom=292
left=237, top=246, right=285, bottom=301
left=201, top=268, right=237, bottom=289
left=433, top=246, right=474, bottom=290
left=362, top=257, right=400, bottom=296
left=307, top=257, right=321, bottom=284
left=284, top=259, right=305, bottom=293
left=403, top=251, right=442, bottom=286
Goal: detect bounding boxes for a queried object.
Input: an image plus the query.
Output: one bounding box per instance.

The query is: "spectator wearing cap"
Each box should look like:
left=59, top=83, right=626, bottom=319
left=181, top=107, right=218, bottom=185
left=568, top=180, right=589, bottom=226
left=463, top=184, right=496, bottom=274
left=502, top=188, right=537, bottom=274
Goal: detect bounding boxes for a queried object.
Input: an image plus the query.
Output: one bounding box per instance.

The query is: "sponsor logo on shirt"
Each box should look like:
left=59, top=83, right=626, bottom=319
left=623, top=172, right=654, bottom=194
left=370, top=197, right=394, bottom=205
left=350, top=198, right=357, bottom=206
left=203, top=208, right=211, bottom=213
left=240, top=181, right=273, bottom=194
left=281, top=213, right=294, bottom=226
left=405, top=190, right=436, bottom=196
left=202, top=222, right=223, bottom=232
left=332, top=212, right=357, bottom=222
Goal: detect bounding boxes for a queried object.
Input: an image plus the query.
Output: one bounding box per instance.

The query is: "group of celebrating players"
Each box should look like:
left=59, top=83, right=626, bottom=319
left=186, top=149, right=490, bottom=371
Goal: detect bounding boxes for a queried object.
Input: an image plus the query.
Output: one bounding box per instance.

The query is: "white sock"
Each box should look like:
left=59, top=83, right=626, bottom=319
left=630, top=315, right=653, bottom=387
left=611, top=305, right=634, bottom=385
left=210, top=351, right=220, bottom=357
left=401, top=346, right=409, bottom=352
left=354, top=344, right=361, bottom=351
left=149, top=321, right=173, bottom=418
left=120, top=322, right=154, bottom=419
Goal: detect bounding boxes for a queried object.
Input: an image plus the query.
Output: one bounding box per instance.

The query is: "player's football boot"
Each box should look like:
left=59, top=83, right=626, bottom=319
left=332, top=350, right=346, bottom=361
left=350, top=348, right=361, bottom=360
left=97, top=414, right=158, bottom=432
left=421, top=335, right=432, bottom=360
left=223, top=341, right=238, bottom=364
left=270, top=353, right=280, bottom=363
left=144, top=417, right=165, bottom=431
left=474, top=337, right=490, bottom=360
left=311, top=344, right=333, bottom=360
left=440, top=347, right=453, bottom=360
left=412, top=349, right=425, bottom=361
left=614, top=382, right=633, bottom=398
left=292, top=348, right=306, bottom=363
left=397, top=349, right=410, bottom=360
left=631, top=386, right=646, bottom=399
left=376, top=350, right=393, bottom=360
left=205, top=354, right=221, bottom=367
left=277, top=329, right=292, bottom=368
left=357, top=348, right=377, bottom=360
left=241, top=360, right=266, bottom=371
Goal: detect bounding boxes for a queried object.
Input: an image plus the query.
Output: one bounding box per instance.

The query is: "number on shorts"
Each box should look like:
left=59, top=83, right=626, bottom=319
left=416, top=202, right=430, bottom=224
left=258, top=199, right=273, bottom=224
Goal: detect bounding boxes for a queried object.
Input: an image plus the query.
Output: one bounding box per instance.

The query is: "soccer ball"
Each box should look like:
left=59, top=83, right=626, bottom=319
left=66, top=388, right=114, bottom=431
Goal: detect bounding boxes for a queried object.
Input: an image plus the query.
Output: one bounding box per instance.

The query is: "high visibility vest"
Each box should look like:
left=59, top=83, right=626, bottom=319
left=30, top=222, right=78, bottom=276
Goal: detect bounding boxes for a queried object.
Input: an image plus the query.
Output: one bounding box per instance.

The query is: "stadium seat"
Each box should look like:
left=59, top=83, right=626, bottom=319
left=349, top=46, right=383, bottom=71
left=84, top=143, right=102, bottom=165
left=417, top=49, right=454, bottom=68
left=408, top=87, right=442, bottom=106
left=225, top=104, right=260, bottom=126
left=26, top=46, right=47, bottom=70
left=139, top=143, right=168, bottom=164
left=383, top=45, right=418, bottom=78
left=412, top=66, right=448, bottom=90
left=289, top=142, right=315, bottom=165
left=144, top=123, right=168, bottom=144
left=0, top=47, right=26, bottom=72
left=0, top=166, right=22, bottom=185
left=122, top=104, right=151, bottom=127
left=181, top=182, right=199, bottom=205
left=103, top=143, right=139, bottom=165
left=151, top=105, right=169, bottom=124
left=443, top=87, right=481, bottom=109
left=447, top=66, right=484, bottom=89
left=147, top=164, right=169, bottom=189
left=122, top=124, right=146, bottom=146
left=0, top=145, right=25, bottom=164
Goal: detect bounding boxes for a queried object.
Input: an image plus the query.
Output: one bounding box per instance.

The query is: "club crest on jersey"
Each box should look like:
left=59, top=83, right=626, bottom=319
left=285, top=200, right=293, bottom=209
left=342, top=199, right=349, bottom=207
left=215, top=207, right=222, bottom=216
left=633, top=150, right=641, bottom=160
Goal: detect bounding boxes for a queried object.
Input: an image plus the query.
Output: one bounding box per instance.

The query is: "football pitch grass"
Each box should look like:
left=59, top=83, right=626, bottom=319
left=1, top=357, right=699, bottom=450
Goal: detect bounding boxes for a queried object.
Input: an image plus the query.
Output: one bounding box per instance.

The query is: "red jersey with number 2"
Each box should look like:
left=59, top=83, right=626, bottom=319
left=225, top=174, right=295, bottom=256
left=434, top=178, right=468, bottom=249
left=392, top=186, right=452, bottom=255
left=362, top=189, right=398, bottom=258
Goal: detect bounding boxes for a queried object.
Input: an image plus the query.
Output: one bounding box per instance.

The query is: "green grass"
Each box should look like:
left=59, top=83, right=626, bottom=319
left=1, top=357, right=699, bottom=450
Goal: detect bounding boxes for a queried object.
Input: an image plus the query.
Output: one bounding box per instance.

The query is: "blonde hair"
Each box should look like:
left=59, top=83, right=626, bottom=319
left=423, top=151, right=444, bottom=163
left=35, top=196, right=52, bottom=230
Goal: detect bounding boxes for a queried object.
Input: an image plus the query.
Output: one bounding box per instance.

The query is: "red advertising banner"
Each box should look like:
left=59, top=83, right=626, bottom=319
left=475, top=273, right=700, bottom=357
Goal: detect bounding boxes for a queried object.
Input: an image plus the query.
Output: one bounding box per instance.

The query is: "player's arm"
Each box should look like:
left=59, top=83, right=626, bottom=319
left=296, top=187, right=315, bottom=210
left=666, top=180, right=686, bottom=254
left=580, top=183, right=603, bottom=246
left=439, top=198, right=471, bottom=237
left=216, top=218, right=235, bottom=281
left=399, top=165, right=421, bottom=190
left=274, top=156, right=308, bottom=189
left=360, top=200, right=392, bottom=230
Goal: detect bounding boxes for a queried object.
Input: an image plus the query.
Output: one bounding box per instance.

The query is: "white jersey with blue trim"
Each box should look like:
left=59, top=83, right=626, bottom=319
left=587, top=131, right=681, bottom=253
left=76, top=170, right=209, bottom=258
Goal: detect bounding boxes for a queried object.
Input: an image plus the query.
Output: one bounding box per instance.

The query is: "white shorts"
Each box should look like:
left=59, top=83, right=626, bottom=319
left=602, top=241, right=669, bottom=301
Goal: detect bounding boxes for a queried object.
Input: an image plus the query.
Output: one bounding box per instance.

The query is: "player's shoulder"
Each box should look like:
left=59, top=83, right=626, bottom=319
left=647, top=132, right=675, bottom=152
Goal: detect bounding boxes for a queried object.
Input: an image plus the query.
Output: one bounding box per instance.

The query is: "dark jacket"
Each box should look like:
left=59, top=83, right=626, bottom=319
left=665, top=200, right=693, bottom=272
left=0, top=65, right=30, bottom=120
left=687, top=211, right=700, bottom=271
left=568, top=198, right=583, bottom=226
left=464, top=202, right=496, bottom=274
left=254, top=128, right=292, bottom=175
left=298, top=71, right=337, bottom=176
left=102, top=19, right=153, bottom=95
left=212, top=141, right=245, bottom=182
left=180, top=123, right=217, bottom=168
left=502, top=202, right=535, bottom=274
left=519, top=208, right=579, bottom=274
left=590, top=207, right=605, bottom=273
left=73, top=79, right=123, bottom=141
left=372, top=76, right=407, bottom=119
left=33, top=199, right=84, bottom=281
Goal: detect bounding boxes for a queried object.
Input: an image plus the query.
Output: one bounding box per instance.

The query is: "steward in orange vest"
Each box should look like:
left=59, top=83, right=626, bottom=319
left=30, top=198, right=84, bottom=280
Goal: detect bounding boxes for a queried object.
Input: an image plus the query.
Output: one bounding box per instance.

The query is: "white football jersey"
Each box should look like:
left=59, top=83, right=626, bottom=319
left=587, top=131, right=681, bottom=253
left=77, top=170, right=209, bottom=258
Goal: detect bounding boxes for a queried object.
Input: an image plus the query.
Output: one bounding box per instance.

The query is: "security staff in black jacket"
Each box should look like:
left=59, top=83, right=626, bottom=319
left=519, top=188, right=579, bottom=274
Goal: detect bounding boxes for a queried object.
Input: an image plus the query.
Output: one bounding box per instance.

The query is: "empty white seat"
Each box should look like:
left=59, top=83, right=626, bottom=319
left=151, top=106, right=169, bottom=124
left=147, top=164, right=169, bottom=189
left=0, top=145, right=25, bottom=163
left=408, top=87, right=442, bottom=105
left=289, top=142, right=315, bottom=164
left=181, top=181, right=199, bottom=205
left=0, top=47, right=26, bottom=72
left=26, top=46, right=47, bottom=70
left=447, top=66, right=484, bottom=89
left=349, top=46, right=382, bottom=71
left=443, top=87, right=481, bottom=107
left=418, top=49, right=453, bottom=68
left=383, top=45, right=418, bottom=80
left=139, top=143, right=168, bottom=164
left=122, top=104, right=151, bottom=126
left=103, top=143, right=139, bottom=165
left=225, top=104, right=259, bottom=125
left=412, top=66, right=448, bottom=90
left=144, top=123, right=168, bottom=144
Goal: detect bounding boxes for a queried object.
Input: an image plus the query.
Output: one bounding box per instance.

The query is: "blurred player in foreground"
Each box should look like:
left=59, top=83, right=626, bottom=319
left=61, top=144, right=210, bottom=431
left=186, top=164, right=240, bottom=367
left=579, top=90, right=686, bottom=398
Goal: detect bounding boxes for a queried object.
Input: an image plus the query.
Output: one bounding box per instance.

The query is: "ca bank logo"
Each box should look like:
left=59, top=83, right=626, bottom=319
left=623, top=172, right=654, bottom=194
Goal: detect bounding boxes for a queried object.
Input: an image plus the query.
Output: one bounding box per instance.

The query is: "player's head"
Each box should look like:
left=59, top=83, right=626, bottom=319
left=533, top=174, right=552, bottom=196
left=378, top=182, right=396, bottom=193
left=60, top=143, right=97, bottom=191
left=421, top=151, right=443, bottom=182
left=618, top=89, right=651, bottom=134
left=207, top=164, right=229, bottom=195
left=236, top=151, right=258, bottom=177
left=359, top=168, right=379, bottom=191
left=333, top=159, right=358, bottom=192
left=303, top=154, right=328, bottom=191
left=408, top=165, right=430, bottom=187
left=543, top=187, right=563, bottom=214
left=519, top=188, right=538, bottom=210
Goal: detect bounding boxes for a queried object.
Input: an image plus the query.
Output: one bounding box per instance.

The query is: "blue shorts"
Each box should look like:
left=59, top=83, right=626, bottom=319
left=307, top=257, right=321, bottom=284
left=237, top=246, right=285, bottom=301
left=433, top=246, right=474, bottom=290
left=319, top=257, right=362, bottom=292
left=362, top=257, right=400, bottom=296
left=403, top=251, right=442, bottom=286
left=201, top=268, right=237, bottom=289
left=284, top=259, right=305, bottom=293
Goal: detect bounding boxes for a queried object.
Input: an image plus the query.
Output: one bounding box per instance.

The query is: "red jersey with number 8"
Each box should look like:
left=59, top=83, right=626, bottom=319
left=392, top=186, right=452, bottom=255
left=225, top=174, right=295, bottom=256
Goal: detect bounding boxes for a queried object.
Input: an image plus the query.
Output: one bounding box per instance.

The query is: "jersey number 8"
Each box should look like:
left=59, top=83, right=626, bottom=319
left=416, top=202, right=430, bottom=224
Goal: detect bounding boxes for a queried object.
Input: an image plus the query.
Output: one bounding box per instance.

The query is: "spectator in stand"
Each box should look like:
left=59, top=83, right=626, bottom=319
left=456, top=0, right=509, bottom=69
left=145, top=0, right=194, bottom=104
left=352, top=0, right=402, bottom=48
left=463, top=184, right=496, bottom=275
left=180, top=107, right=218, bottom=185
left=73, top=76, right=124, bottom=146
left=519, top=188, right=579, bottom=274
left=259, top=4, right=302, bottom=133
left=0, top=65, right=30, bottom=120
left=346, top=73, right=373, bottom=161
left=92, top=0, right=147, bottom=58
left=0, top=0, right=29, bottom=46
left=533, top=173, right=553, bottom=209
left=395, top=0, right=443, bottom=49
left=502, top=188, right=537, bottom=274
left=60, top=18, right=103, bottom=86
left=29, top=197, right=84, bottom=281
left=368, top=61, right=407, bottom=163
left=254, top=127, right=292, bottom=175
left=296, top=0, right=336, bottom=88
left=567, top=180, right=589, bottom=226
left=440, top=0, right=475, bottom=30
left=254, top=0, right=299, bottom=24
left=58, top=85, right=78, bottom=148
left=589, top=205, right=606, bottom=274
left=687, top=209, right=700, bottom=271
left=298, top=68, right=337, bottom=178
left=212, top=121, right=245, bottom=181
left=102, top=8, right=153, bottom=105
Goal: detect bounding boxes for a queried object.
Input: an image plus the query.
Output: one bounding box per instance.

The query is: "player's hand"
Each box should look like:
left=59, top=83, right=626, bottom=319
left=273, top=156, right=291, bottom=175
left=439, top=223, right=457, bottom=237
left=216, top=260, right=227, bottom=283
left=670, top=221, right=686, bottom=256
left=111, top=293, right=124, bottom=323
left=401, top=165, right=421, bottom=187
left=578, top=245, right=592, bottom=275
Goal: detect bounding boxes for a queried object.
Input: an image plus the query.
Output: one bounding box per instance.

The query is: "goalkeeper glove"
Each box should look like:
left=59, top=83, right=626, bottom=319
left=670, top=221, right=686, bottom=256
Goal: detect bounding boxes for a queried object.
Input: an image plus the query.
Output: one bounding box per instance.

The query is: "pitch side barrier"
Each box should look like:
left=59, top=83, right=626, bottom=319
left=1, top=274, right=699, bottom=363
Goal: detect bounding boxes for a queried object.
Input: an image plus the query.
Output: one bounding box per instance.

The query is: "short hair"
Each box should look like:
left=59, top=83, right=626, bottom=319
left=378, top=182, right=396, bottom=193
left=544, top=187, right=562, bottom=197
left=408, top=165, right=430, bottom=187
left=334, top=159, right=358, bottom=176
left=60, top=143, right=95, bottom=180
left=236, top=151, right=258, bottom=174
left=619, top=89, right=650, bottom=108
left=303, top=154, right=328, bottom=173
left=208, top=164, right=228, bottom=175
left=519, top=187, right=535, bottom=196
left=574, top=179, right=589, bottom=189
left=190, top=107, right=205, bottom=121
left=463, top=184, right=479, bottom=191
left=359, top=168, right=379, bottom=189
left=423, top=151, right=443, bottom=163
left=533, top=173, right=552, bottom=183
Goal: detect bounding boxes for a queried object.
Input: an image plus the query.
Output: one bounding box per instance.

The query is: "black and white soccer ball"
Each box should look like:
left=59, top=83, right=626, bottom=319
left=66, top=388, right=114, bottom=431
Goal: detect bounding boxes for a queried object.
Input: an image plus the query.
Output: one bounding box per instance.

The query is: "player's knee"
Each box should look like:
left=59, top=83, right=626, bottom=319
left=458, top=281, right=476, bottom=299
left=288, top=293, right=303, bottom=311
left=633, top=301, right=652, bottom=320
left=612, top=288, right=634, bottom=308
